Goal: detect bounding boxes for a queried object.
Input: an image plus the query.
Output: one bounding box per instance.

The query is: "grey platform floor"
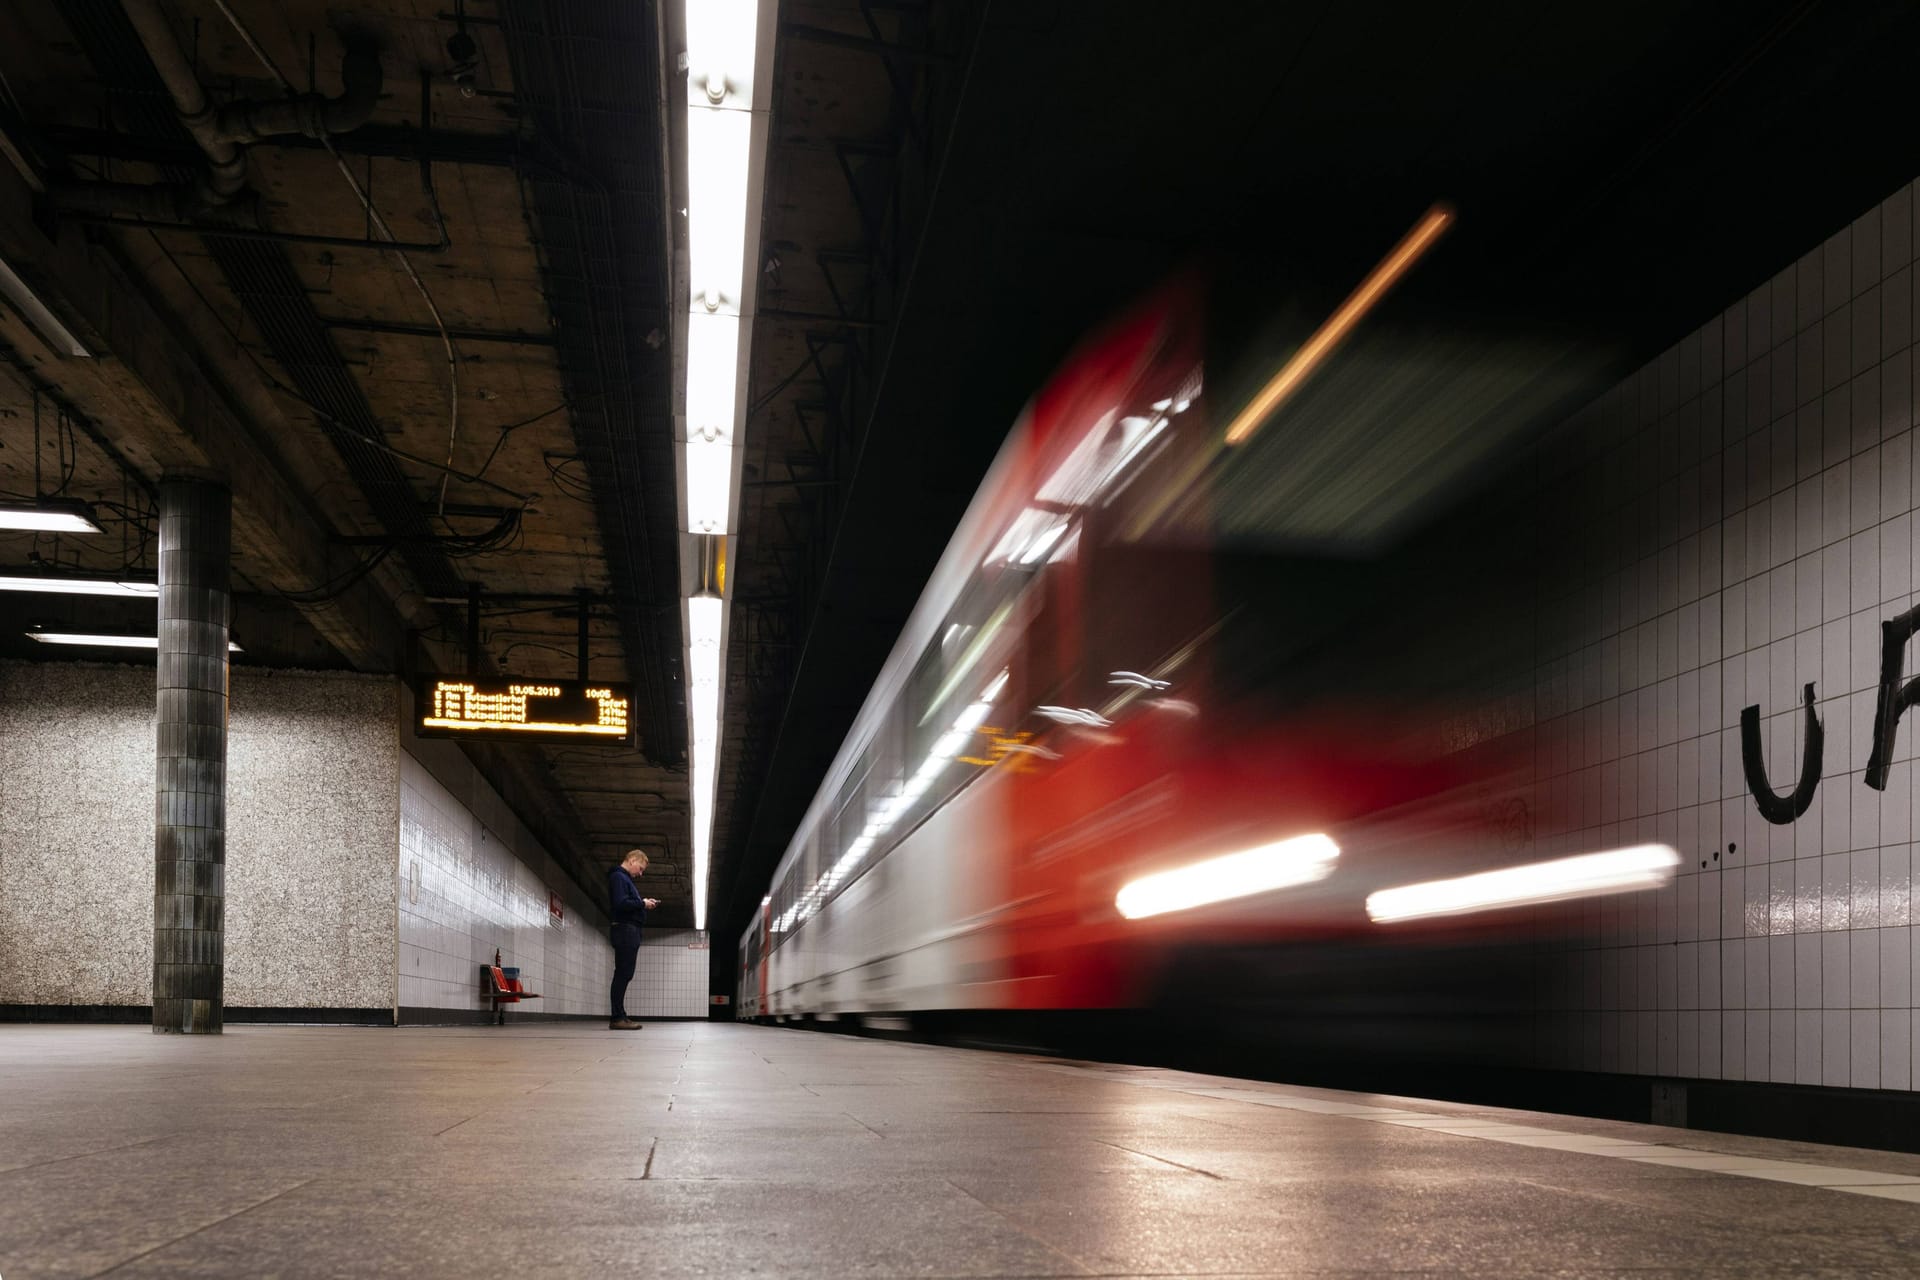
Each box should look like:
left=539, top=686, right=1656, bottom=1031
left=8, top=1024, right=1920, bottom=1277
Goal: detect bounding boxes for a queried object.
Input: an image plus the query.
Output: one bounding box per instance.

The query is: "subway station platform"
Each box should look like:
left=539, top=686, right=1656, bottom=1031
left=7, top=1023, right=1920, bottom=1277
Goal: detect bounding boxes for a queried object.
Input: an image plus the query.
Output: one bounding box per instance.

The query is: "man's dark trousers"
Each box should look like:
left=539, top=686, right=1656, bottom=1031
left=610, top=923, right=642, bottom=1021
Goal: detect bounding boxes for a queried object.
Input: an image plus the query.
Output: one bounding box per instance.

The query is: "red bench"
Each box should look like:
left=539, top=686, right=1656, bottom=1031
left=480, top=964, right=542, bottom=1024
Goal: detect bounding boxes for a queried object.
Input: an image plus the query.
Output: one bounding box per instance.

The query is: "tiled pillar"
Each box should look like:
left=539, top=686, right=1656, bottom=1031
left=153, top=477, right=231, bottom=1034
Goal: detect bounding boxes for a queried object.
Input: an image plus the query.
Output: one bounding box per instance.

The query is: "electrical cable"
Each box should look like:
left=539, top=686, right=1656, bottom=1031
left=140, top=229, right=531, bottom=503
left=210, top=0, right=464, bottom=516
left=278, top=543, right=396, bottom=604
left=541, top=453, right=597, bottom=504
left=473, top=401, right=571, bottom=481
left=746, top=347, right=820, bottom=419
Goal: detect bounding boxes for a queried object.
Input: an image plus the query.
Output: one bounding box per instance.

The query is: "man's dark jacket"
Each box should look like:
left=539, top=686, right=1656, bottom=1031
left=608, top=866, right=648, bottom=927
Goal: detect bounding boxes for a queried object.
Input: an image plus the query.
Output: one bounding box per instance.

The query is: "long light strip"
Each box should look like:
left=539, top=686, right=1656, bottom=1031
left=0, top=499, right=105, bottom=533
left=1222, top=203, right=1454, bottom=447
left=680, top=0, right=768, bottom=934
left=27, top=632, right=242, bottom=652
left=0, top=574, right=157, bottom=597
left=1114, top=833, right=1340, bottom=921
left=1365, top=844, right=1680, bottom=924
left=0, top=253, right=91, bottom=358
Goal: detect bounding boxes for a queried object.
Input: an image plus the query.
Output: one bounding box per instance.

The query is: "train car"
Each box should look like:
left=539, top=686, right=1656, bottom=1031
left=737, top=264, right=1673, bottom=1044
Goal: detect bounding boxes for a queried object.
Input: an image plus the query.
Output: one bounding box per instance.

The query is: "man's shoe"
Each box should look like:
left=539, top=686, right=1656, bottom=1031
left=609, top=1018, right=643, bottom=1030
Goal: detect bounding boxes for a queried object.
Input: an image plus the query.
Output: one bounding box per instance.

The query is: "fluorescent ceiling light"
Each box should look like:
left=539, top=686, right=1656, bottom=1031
left=685, top=439, right=735, bottom=535
left=0, top=254, right=91, bottom=358
left=0, top=499, right=104, bottom=533
left=685, top=0, right=761, bottom=108
left=686, top=108, right=752, bottom=313
left=27, top=631, right=242, bottom=652
left=681, top=0, right=767, bottom=937
left=690, top=681, right=719, bottom=734
left=1365, top=844, right=1680, bottom=924
left=685, top=312, right=741, bottom=442
left=0, top=573, right=157, bottom=597
left=1115, top=833, right=1340, bottom=920
left=688, top=593, right=724, bottom=647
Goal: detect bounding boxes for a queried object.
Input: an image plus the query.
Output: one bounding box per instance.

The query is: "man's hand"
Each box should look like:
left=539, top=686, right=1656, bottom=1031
left=644, top=898, right=660, bottom=909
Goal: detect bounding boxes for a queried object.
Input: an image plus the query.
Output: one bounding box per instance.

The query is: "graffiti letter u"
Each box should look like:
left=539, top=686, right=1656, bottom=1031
left=1739, top=682, right=1822, bottom=825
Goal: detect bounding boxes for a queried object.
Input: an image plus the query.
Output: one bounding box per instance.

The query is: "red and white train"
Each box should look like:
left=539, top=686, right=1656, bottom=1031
left=736, top=274, right=1672, bottom=1026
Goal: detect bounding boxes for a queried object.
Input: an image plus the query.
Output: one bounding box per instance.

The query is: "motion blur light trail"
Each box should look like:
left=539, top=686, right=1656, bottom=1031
left=1114, top=833, right=1340, bottom=920
left=1222, top=202, right=1455, bottom=447
left=1364, top=844, right=1681, bottom=923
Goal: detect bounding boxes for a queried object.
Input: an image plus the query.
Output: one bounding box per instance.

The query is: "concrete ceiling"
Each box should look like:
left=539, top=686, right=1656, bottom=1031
left=0, top=0, right=687, bottom=920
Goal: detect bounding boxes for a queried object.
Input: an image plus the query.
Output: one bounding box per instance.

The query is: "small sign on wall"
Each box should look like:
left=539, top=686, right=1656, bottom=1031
left=548, top=892, right=563, bottom=921
left=711, top=994, right=730, bottom=1005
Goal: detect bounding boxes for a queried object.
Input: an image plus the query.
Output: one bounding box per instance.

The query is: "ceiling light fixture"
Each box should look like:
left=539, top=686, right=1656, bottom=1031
left=0, top=572, right=158, bottom=597
left=0, top=498, right=105, bottom=534
left=26, top=631, right=242, bottom=652
left=678, top=0, right=773, bottom=935
left=0, top=252, right=91, bottom=358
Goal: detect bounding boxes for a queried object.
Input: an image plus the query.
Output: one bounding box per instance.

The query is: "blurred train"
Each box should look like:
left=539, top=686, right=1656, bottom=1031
left=737, top=248, right=1675, bottom=1063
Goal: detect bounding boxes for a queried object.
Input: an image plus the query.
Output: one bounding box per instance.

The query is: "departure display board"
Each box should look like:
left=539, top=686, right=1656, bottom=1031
left=416, top=677, right=633, bottom=744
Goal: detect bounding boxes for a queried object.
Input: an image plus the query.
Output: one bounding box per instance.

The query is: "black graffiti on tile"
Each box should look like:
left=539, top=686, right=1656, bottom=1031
left=1738, top=603, right=1920, bottom=822
left=1739, top=682, right=1822, bottom=825
left=1867, top=604, right=1920, bottom=792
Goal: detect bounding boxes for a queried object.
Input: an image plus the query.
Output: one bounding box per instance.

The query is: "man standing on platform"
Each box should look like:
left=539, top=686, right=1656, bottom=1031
left=608, top=849, right=658, bottom=1030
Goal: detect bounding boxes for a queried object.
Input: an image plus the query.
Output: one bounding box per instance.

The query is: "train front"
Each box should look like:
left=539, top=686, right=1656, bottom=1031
left=746, top=246, right=1676, bottom=1077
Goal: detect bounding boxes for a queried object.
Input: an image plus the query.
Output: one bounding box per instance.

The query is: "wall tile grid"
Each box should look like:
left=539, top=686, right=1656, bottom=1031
left=396, top=739, right=711, bottom=1020
left=628, top=928, right=714, bottom=1018
left=0, top=662, right=398, bottom=1008
left=1518, top=178, right=1920, bottom=1091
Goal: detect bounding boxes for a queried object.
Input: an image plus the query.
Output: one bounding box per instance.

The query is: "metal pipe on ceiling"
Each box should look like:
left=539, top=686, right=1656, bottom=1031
left=112, top=1, right=385, bottom=215
left=118, top=0, right=246, bottom=207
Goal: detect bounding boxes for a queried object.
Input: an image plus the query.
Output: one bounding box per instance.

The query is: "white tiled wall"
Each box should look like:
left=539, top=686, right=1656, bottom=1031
left=1520, top=177, right=1920, bottom=1090
left=627, top=929, right=715, bottom=1018
left=396, top=741, right=713, bottom=1020
left=397, top=749, right=613, bottom=1017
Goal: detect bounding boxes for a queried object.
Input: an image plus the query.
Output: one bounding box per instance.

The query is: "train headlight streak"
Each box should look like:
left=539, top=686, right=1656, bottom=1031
left=1114, top=833, right=1339, bottom=920
left=1222, top=203, right=1454, bottom=447
left=1364, top=844, right=1681, bottom=924
left=679, top=0, right=773, bottom=932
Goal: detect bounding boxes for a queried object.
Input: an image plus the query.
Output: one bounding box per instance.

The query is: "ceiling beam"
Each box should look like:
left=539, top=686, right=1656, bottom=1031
left=0, top=137, right=410, bottom=670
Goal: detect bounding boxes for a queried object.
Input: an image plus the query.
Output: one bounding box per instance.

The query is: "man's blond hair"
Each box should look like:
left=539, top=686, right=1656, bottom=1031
left=623, top=849, right=650, bottom=870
